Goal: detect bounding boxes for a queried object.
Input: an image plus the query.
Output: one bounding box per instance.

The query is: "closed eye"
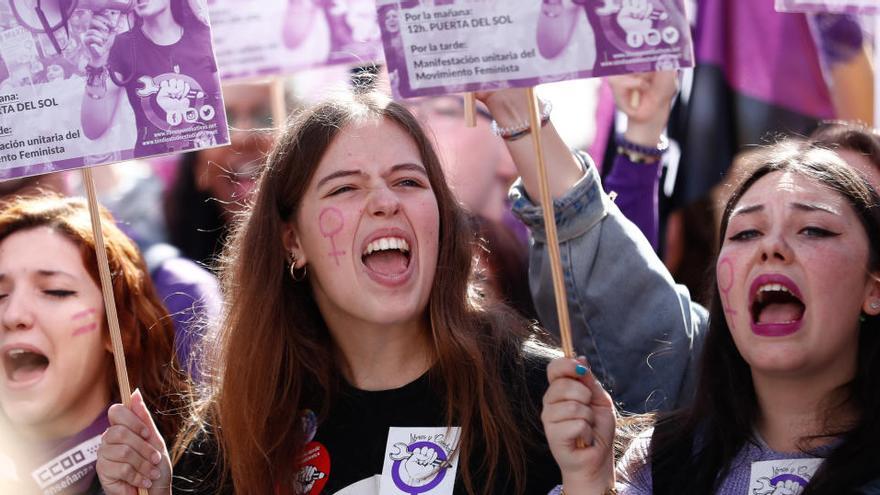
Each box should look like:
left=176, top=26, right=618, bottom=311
left=326, top=185, right=356, bottom=197
left=728, top=229, right=761, bottom=242
left=44, top=290, right=76, bottom=298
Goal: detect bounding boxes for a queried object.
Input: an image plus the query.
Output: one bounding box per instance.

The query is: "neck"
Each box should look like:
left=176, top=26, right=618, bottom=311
left=329, top=319, right=432, bottom=391
left=753, top=365, right=856, bottom=453
left=140, top=8, right=181, bottom=45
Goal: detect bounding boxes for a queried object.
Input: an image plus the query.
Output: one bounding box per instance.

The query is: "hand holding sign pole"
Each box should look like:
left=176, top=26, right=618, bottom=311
left=81, top=168, right=149, bottom=495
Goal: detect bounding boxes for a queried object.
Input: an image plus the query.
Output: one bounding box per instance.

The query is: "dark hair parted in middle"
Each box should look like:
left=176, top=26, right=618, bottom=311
left=646, top=140, right=880, bottom=494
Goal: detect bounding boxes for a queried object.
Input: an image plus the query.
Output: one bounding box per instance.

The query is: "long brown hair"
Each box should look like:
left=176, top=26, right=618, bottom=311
left=0, top=194, right=189, bottom=441
left=179, top=91, right=542, bottom=494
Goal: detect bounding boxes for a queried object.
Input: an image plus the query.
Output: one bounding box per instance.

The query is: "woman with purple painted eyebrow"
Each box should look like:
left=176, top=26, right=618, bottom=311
left=541, top=139, right=880, bottom=494
left=0, top=194, right=189, bottom=495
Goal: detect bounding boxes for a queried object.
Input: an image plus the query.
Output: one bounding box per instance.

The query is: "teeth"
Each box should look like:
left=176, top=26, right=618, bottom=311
left=8, top=349, right=24, bottom=358
left=363, top=237, right=410, bottom=256
left=755, top=284, right=793, bottom=303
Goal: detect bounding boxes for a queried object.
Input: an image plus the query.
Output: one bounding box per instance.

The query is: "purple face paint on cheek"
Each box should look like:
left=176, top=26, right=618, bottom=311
left=319, top=207, right=347, bottom=266
left=717, top=257, right=737, bottom=318
left=72, top=308, right=99, bottom=337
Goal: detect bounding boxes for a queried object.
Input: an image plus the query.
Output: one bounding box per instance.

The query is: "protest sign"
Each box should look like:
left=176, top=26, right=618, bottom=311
left=0, top=0, right=229, bottom=180
left=776, top=0, right=880, bottom=13
left=377, top=0, right=694, bottom=98
left=207, top=0, right=384, bottom=81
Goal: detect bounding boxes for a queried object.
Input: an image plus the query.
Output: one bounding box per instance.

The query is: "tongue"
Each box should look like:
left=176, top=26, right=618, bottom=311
left=364, top=251, right=409, bottom=276
left=11, top=354, right=48, bottom=383
left=757, top=303, right=803, bottom=324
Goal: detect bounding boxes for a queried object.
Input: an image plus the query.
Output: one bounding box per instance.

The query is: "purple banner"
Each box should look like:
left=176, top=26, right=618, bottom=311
left=776, top=0, right=880, bottom=14
left=0, top=0, right=229, bottom=180
left=208, top=0, right=384, bottom=81
left=377, top=0, right=694, bottom=98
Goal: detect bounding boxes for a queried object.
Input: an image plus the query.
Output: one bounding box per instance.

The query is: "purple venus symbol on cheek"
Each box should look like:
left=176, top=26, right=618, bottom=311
left=319, top=207, right=346, bottom=266
left=717, top=258, right=737, bottom=317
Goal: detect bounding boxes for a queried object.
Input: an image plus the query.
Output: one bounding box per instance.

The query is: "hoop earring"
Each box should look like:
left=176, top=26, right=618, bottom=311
left=289, top=253, right=307, bottom=282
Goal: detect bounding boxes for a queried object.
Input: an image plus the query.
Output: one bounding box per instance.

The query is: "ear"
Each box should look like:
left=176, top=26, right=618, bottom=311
left=282, top=222, right=307, bottom=267
left=862, top=273, right=880, bottom=316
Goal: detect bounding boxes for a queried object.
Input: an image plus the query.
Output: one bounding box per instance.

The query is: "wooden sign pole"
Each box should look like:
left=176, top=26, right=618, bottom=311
left=271, top=77, right=288, bottom=134
left=463, top=93, right=477, bottom=128
left=81, top=168, right=149, bottom=495
left=525, top=87, right=575, bottom=359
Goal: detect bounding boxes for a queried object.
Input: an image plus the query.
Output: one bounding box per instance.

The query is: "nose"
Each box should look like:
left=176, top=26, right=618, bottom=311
left=367, top=185, right=401, bottom=218
left=758, top=229, right=793, bottom=264
left=2, top=291, right=34, bottom=332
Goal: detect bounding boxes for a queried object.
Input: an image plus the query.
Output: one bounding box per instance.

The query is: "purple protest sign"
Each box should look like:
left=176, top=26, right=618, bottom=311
left=0, top=0, right=229, bottom=180
left=207, top=0, right=384, bottom=81
left=377, top=0, right=694, bottom=98
left=775, top=0, right=879, bottom=14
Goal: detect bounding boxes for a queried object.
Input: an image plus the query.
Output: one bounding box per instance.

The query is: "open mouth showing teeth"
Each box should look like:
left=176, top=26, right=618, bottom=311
left=3, top=348, right=49, bottom=383
left=751, top=284, right=805, bottom=325
left=361, top=237, right=411, bottom=276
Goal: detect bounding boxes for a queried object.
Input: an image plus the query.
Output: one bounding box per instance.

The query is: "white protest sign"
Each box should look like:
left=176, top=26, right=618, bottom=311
left=0, top=0, right=229, bottom=180
left=377, top=0, right=694, bottom=98
left=207, top=0, right=384, bottom=81
left=776, top=0, right=880, bottom=13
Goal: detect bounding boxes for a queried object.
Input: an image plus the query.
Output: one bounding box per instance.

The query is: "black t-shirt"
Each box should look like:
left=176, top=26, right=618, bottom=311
left=174, top=346, right=560, bottom=494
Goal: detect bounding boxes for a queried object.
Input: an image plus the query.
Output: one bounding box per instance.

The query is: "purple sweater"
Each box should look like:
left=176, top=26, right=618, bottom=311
left=603, top=154, right=663, bottom=251
left=617, top=429, right=829, bottom=495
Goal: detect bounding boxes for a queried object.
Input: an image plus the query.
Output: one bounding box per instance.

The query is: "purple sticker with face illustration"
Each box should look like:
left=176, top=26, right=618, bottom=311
left=775, top=0, right=879, bottom=13
left=0, top=0, right=229, bottom=181
left=207, top=0, right=384, bottom=81
left=377, top=0, right=695, bottom=99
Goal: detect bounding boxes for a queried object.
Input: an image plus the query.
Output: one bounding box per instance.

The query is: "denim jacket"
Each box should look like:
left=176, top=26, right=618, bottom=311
left=509, top=152, right=708, bottom=413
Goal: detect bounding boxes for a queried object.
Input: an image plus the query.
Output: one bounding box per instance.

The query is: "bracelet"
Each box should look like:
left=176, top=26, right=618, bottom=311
left=85, top=65, right=108, bottom=100
left=615, top=133, right=668, bottom=164
left=615, top=133, right=668, bottom=156
left=491, top=99, right=553, bottom=141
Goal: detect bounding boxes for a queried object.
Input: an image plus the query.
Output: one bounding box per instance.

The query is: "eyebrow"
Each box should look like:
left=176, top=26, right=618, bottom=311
left=791, top=201, right=841, bottom=215
left=387, top=163, right=428, bottom=177
left=729, top=201, right=841, bottom=218
left=0, top=270, right=75, bottom=282
left=316, top=170, right=366, bottom=189
left=316, top=163, right=428, bottom=189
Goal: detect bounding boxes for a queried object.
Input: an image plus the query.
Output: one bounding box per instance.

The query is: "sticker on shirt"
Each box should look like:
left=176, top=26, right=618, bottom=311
left=289, top=441, right=330, bottom=495
left=749, top=458, right=824, bottom=495
left=379, top=427, right=461, bottom=495
left=301, top=409, right=318, bottom=444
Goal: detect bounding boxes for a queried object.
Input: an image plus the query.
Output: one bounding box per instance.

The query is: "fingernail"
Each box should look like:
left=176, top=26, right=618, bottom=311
left=575, top=364, right=588, bottom=376
left=142, top=428, right=151, bottom=439
left=142, top=478, right=152, bottom=488
left=152, top=452, right=162, bottom=464
left=150, top=469, right=161, bottom=480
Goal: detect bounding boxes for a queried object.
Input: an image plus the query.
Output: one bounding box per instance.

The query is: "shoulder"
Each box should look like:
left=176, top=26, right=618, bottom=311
left=617, top=426, right=654, bottom=492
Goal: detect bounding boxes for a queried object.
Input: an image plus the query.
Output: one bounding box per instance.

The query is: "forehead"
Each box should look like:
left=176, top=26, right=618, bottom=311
left=737, top=170, right=847, bottom=208
left=0, top=227, right=85, bottom=272
left=314, top=118, right=423, bottom=175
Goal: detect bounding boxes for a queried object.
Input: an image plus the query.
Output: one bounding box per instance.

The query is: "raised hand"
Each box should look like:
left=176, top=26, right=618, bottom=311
left=82, top=12, right=119, bottom=67
left=608, top=70, right=677, bottom=146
